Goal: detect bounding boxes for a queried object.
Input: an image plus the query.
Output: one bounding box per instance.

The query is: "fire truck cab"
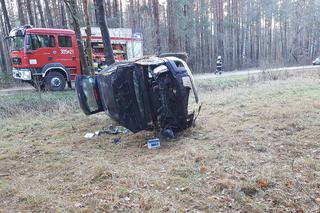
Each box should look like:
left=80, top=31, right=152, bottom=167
left=8, top=25, right=80, bottom=91
left=7, top=25, right=143, bottom=91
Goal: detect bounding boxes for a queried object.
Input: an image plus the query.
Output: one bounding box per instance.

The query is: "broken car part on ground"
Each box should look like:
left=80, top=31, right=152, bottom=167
left=75, top=55, right=200, bottom=134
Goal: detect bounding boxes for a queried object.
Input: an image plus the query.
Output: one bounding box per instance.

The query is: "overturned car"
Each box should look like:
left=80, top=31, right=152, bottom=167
left=75, top=55, right=200, bottom=134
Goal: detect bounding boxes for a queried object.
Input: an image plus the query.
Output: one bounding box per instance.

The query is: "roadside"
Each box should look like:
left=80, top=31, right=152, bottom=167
left=1, top=65, right=319, bottom=97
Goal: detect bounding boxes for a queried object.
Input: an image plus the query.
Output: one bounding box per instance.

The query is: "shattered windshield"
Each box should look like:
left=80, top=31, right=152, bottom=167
left=81, top=78, right=100, bottom=112
left=9, top=36, right=24, bottom=51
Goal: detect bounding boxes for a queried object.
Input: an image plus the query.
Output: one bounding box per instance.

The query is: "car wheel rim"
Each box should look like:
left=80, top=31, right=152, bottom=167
left=51, top=77, right=61, bottom=87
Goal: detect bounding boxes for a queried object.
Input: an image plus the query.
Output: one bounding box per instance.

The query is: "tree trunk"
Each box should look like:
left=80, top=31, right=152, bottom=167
left=119, top=0, right=123, bottom=27
left=106, top=0, right=112, bottom=20
left=35, top=0, right=46, bottom=27
left=152, top=0, right=161, bottom=55
left=167, top=0, right=177, bottom=52
left=0, top=38, right=7, bottom=73
left=26, top=0, right=35, bottom=26
left=217, top=0, right=224, bottom=57
left=94, top=0, right=115, bottom=66
left=129, top=0, right=136, bottom=30
left=64, top=0, right=90, bottom=75
left=0, top=0, right=11, bottom=34
left=43, top=0, right=54, bottom=27
left=17, top=0, right=27, bottom=25
left=0, top=13, right=11, bottom=73
left=83, top=0, right=94, bottom=75
left=113, top=0, right=120, bottom=27
left=256, top=0, right=261, bottom=65
left=60, top=1, right=67, bottom=28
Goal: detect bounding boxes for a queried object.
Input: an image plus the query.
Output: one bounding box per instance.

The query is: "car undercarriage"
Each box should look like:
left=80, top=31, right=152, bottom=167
left=75, top=55, right=200, bottom=135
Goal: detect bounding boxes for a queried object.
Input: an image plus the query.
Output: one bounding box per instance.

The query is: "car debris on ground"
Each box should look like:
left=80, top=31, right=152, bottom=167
left=84, top=125, right=131, bottom=139
left=84, top=132, right=95, bottom=139
left=147, top=138, right=161, bottom=149
left=112, top=137, right=122, bottom=144
left=105, top=125, right=131, bottom=134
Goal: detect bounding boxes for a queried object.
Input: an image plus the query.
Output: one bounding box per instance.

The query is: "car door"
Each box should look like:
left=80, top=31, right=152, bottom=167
left=26, top=33, right=55, bottom=68
left=75, top=75, right=104, bottom=115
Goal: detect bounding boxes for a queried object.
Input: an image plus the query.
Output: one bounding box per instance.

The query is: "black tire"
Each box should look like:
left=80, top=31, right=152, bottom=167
left=45, top=71, right=66, bottom=91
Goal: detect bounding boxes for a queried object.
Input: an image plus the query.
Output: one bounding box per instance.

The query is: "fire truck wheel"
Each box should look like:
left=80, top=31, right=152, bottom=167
left=45, top=72, right=66, bottom=91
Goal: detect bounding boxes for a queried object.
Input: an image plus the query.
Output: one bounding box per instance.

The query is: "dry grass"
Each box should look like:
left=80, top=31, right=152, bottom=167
left=0, top=72, right=28, bottom=89
left=0, top=91, right=78, bottom=119
left=0, top=69, right=320, bottom=212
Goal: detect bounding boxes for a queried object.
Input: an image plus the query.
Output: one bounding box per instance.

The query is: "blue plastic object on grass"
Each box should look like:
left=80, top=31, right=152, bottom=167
left=147, top=138, right=160, bottom=149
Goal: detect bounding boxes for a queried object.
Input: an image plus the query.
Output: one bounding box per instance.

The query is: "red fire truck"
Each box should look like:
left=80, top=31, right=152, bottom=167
left=7, top=25, right=143, bottom=91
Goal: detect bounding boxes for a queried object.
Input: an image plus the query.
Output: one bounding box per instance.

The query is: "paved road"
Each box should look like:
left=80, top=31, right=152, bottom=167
left=0, top=65, right=319, bottom=96
left=193, top=65, right=319, bottom=80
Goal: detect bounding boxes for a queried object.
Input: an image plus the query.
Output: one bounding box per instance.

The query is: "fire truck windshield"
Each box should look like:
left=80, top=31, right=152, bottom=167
left=8, top=36, right=24, bottom=51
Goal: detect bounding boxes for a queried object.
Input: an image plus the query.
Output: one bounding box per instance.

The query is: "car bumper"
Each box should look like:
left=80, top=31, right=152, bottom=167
left=12, top=68, right=32, bottom=80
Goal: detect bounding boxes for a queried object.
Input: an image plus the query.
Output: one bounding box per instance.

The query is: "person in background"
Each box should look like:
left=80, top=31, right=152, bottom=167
left=215, top=55, right=223, bottom=75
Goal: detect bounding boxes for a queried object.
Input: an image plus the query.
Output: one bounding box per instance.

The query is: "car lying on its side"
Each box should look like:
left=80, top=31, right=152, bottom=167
left=75, top=55, right=200, bottom=134
left=312, top=56, right=320, bottom=65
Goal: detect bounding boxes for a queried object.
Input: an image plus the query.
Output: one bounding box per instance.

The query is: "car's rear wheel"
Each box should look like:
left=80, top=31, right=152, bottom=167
left=45, top=71, right=66, bottom=91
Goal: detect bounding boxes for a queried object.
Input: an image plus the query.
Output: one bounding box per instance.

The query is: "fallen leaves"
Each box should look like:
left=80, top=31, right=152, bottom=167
left=200, top=166, right=208, bottom=174
left=258, top=179, right=269, bottom=190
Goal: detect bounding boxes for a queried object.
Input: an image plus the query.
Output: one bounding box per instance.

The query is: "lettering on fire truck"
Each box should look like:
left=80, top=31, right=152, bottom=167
left=61, top=49, right=74, bottom=55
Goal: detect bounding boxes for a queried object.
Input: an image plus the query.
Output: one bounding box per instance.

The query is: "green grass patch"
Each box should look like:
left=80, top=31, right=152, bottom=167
left=0, top=71, right=10, bottom=82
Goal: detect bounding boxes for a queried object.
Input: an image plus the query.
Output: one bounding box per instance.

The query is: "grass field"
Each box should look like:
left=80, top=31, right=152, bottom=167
left=0, top=70, right=320, bottom=212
